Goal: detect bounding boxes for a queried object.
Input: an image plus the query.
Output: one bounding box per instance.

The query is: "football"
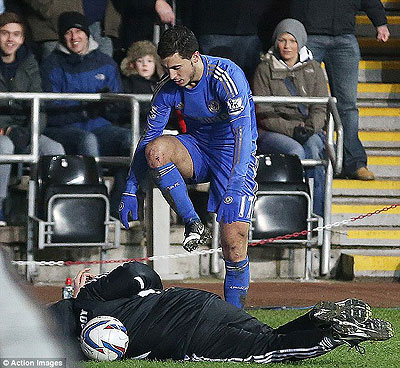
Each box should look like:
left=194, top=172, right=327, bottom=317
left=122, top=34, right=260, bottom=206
left=80, top=316, right=129, bottom=361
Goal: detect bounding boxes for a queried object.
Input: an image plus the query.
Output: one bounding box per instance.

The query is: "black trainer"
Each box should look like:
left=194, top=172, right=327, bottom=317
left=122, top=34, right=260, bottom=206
left=182, top=220, right=211, bottom=252
left=311, top=298, right=372, bottom=327
left=332, top=317, right=394, bottom=347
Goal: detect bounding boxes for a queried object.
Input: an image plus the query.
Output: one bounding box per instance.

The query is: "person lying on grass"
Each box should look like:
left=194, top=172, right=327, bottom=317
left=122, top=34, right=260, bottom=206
left=49, top=261, right=393, bottom=362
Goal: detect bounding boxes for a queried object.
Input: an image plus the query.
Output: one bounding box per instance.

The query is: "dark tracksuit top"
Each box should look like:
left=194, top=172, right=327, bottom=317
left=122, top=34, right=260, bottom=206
left=50, top=262, right=338, bottom=363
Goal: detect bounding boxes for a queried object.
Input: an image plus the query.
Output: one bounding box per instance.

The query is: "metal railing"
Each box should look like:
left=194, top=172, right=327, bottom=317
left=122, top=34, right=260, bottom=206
left=0, top=92, right=152, bottom=165
left=0, top=92, right=147, bottom=280
left=0, top=93, right=343, bottom=278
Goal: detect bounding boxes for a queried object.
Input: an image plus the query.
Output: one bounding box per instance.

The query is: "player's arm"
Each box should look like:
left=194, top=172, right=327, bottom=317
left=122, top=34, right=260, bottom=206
left=216, top=66, right=255, bottom=223
left=119, top=81, right=173, bottom=228
left=76, top=262, right=163, bottom=302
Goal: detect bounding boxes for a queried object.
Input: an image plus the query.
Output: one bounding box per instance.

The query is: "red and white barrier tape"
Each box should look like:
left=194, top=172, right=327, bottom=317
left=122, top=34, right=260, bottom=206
left=11, top=203, right=400, bottom=267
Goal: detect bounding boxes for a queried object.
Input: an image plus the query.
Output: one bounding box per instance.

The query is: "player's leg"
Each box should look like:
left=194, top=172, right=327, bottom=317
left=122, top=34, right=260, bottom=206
left=220, top=221, right=251, bottom=309
left=208, top=152, right=257, bottom=309
left=188, top=317, right=337, bottom=363
left=145, top=135, right=198, bottom=223
left=145, top=135, right=211, bottom=251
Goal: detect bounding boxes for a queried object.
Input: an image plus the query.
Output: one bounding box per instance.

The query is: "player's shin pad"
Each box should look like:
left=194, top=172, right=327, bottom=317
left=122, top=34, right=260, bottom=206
left=224, top=257, right=250, bottom=309
left=149, top=162, right=199, bottom=224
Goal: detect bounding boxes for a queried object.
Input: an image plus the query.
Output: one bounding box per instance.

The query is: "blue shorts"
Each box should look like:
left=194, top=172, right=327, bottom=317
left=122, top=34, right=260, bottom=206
left=176, top=134, right=258, bottom=223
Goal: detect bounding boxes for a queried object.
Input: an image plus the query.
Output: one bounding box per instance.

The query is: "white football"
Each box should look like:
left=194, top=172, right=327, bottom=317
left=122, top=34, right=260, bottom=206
left=80, top=316, right=129, bottom=361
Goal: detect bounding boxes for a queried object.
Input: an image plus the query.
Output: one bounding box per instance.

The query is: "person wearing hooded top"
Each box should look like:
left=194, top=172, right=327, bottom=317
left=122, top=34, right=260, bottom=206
left=40, top=11, right=131, bottom=216
left=0, top=12, right=64, bottom=226
left=119, top=39, right=185, bottom=134
left=120, top=40, right=163, bottom=133
left=252, top=18, right=328, bottom=217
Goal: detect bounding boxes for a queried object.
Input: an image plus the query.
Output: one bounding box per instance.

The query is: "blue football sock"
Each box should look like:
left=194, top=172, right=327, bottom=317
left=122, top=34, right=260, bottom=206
left=152, top=162, right=199, bottom=224
left=224, top=256, right=250, bottom=309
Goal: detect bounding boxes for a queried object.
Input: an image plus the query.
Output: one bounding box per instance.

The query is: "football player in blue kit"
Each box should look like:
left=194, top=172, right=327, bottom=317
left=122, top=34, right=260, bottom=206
left=119, top=26, right=258, bottom=309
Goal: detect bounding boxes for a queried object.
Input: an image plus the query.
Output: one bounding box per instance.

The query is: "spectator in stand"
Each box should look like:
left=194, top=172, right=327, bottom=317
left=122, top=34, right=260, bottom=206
left=40, top=11, right=131, bottom=216
left=120, top=40, right=163, bottom=133
left=289, top=0, right=390, bottom=180
left=120, top=39, right=187, bottom=135
left=19, top=0, right=121, bottom=60
left=253, top=18, right=328, bottom=217
left=180, top=0, right=289, bottom=80
left=0, top=12, right=64, bottom=226
left=118, top=0, right=175, bottom=52
left=0, top=136, right=12, bottom=226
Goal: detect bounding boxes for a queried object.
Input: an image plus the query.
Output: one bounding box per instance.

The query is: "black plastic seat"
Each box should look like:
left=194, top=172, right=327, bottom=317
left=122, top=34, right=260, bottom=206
left=37, top=154, right=102, bottom=191
left=33, top=155, right=117, bottom=247
left=44, top=184, right=108, bottom=243
left=256, top=153, right=304, bottom=184
left=36, top=155, right=103, bottom=219
left=250, top=154, right=312, bottom=241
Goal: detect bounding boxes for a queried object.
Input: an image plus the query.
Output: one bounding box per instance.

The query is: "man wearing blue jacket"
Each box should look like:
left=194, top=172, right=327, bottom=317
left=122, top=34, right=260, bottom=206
left=40, top=11, right=131, bottom=215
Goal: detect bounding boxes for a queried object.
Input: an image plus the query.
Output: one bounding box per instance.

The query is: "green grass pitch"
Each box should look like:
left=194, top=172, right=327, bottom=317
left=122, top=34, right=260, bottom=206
left=83, top=308, right=399, bottom=368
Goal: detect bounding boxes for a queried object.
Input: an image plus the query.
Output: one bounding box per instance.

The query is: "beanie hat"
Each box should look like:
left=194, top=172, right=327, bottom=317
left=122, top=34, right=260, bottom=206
left=58, top=11, right=90, bottom=40
left=272, top=18, right=307, bottom=51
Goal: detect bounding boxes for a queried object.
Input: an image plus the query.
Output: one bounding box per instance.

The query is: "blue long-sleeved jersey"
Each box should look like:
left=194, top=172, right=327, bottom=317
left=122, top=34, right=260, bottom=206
left=126, top=55, right=258, bottom=195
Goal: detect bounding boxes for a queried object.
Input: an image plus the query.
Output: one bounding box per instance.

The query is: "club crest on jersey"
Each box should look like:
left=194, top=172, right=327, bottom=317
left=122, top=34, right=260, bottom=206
left=176, top=102, right=184, bottom=110
left=207, top=100, right=220, bottom=113
left=224, top=196, right=233, bottom=204
left=227, top=97, right=244, bottom=115
left=95, top=73, right=106, bottom=81
left=149, top=105, right=158, bottom=120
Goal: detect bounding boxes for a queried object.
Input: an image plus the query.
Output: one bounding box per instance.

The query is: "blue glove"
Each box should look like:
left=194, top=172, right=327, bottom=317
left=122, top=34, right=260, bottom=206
left=119, top=193, right=138, bottom=229
left=217, top=190, right=242, bottom=224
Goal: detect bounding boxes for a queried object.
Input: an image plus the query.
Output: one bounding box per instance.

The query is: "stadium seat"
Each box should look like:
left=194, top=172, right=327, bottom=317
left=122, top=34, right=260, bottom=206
left=31, top=155, right=120, bottom=248
left=249, top=154, right=323, bottom=279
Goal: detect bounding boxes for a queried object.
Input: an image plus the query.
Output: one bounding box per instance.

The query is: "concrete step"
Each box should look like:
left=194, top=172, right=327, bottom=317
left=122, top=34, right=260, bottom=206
left=332, top=179, right=400, bottom=196
left=367, top=155, right=400, bottom=178
left=358, top=37, right=400, bottom=56
left=359, top=107, right=400, bottom=131
left=332, top=227, right=400, bottom=246
left=358, top=130, right=400, bottom=148
left=359, top=60, right=400, bottom=83
left=331, top=202, right=400, bottom=226
left=340, top=249, right=400, bottom=279
left=357, top=82, right=400, bottom=99
left=382, top=0, right=400, bottom=10
left=366, top=148, right=400, bottom=156
left=356, top=15, right=400, bottom=37
left=358, top=99, right=400, bottom=108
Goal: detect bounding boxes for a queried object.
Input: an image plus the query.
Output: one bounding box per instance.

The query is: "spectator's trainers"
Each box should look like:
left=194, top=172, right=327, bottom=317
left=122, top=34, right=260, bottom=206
left=332, top=316, right=393, bottom=348
left=311, top=298, right=372, bottom=327
left=182, top=220, right=211, bottom=252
